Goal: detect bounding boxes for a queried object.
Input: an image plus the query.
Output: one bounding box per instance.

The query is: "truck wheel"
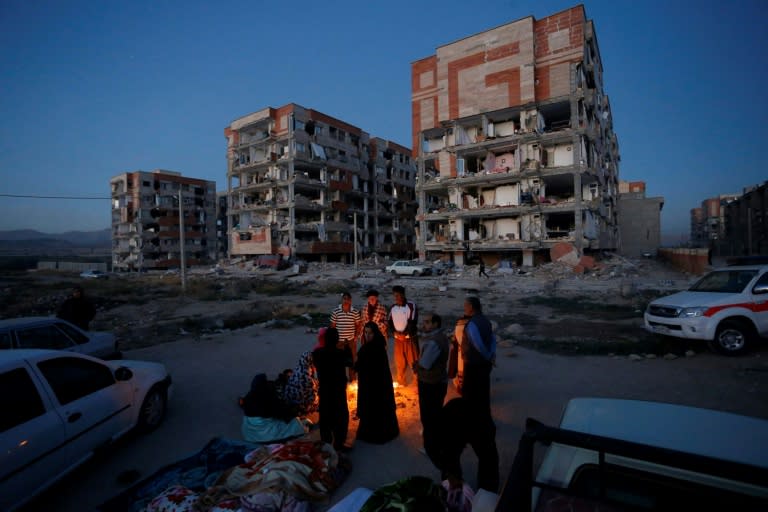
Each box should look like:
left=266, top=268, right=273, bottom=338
left=711, top=320, right=751, bottom=356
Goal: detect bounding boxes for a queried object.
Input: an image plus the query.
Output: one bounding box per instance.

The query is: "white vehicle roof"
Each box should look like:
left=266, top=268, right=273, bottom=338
left=559, top=397, right=768, bottom=470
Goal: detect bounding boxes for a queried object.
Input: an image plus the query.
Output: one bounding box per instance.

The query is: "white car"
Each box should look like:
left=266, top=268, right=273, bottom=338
left=80, top=269, right=108, bottom=279
left=498, top=397, right=768, bottom=510
left=644, top=264, right=768, bottom=355
left=0, top=349, right=172, bottom=511
left=0, top=317, right=121, bottom=360
left=385, top=260, right=431, bottom=276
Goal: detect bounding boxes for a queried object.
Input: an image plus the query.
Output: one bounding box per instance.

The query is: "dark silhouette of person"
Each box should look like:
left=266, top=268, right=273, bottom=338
left=478, top=259, right=489, bottom=278
left=57, top=285, right=96, bottom=330
left=414, top=312, right=449, bottom=465
left=312, top=327, right=353, bottom=452
left=354, top=321, right=399, bottom=444
left=434, top=397, right=500, bottom=493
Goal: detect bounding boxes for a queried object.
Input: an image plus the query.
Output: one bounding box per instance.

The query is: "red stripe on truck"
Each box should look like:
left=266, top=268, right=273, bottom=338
left=704, top=302, right=768, bottom=317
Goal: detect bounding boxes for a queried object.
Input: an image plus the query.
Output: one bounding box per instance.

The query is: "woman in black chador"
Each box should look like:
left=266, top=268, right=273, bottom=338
left=312, top=327, right=353, bottom=452
left=354, top=322, right=399, bottom=443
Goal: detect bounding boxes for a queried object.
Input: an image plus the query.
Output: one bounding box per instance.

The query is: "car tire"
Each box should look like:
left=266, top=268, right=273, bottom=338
left=711, top=320, right=752, bottom=356
left=391, top=270, right=398, bottom=275
left=412, top=270, right=419, bottom=276
left=137, top=385, right=167, bottom=433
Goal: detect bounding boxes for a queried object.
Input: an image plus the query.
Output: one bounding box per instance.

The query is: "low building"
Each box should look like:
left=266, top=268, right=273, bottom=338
left=723, top=181, right=768, bottom=257
left=111, top=170, right=217, bottom=271
left=617, top=181, right=664, bottom=257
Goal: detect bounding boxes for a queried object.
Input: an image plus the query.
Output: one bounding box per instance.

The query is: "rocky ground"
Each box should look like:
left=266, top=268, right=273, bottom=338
left=2, top=254, right=709, bottom=358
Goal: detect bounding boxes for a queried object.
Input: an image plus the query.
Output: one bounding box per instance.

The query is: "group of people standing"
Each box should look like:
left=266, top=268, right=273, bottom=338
left=317, top=286, right=500, bottom=494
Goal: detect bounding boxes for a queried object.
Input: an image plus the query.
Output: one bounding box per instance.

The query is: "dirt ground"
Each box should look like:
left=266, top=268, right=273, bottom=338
left=6, top=256, right=768, bottom=510
left=0, top=254, right=706, bottom=357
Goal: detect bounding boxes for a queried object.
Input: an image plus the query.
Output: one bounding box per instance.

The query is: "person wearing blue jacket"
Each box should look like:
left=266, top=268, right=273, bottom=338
left=461, top=296, right=496, bottom=415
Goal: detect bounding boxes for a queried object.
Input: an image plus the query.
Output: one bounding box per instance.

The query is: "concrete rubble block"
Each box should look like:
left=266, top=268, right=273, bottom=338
left=550, top=242, right=580, bottom=266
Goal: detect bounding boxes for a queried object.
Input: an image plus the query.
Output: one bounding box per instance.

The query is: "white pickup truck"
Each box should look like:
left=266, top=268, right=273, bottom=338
left=497, top=397, right=768, bottom=511
left=644, top=264, right=768, bottom=355
left=384, top=260, right=431, bottom=276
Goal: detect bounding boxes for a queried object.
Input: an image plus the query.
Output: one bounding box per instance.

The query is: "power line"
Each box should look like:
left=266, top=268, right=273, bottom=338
left=0, top=193, right=110, bottom=200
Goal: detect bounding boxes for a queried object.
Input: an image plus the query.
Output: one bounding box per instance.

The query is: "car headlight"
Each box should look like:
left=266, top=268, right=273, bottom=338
left=679, top=307, right=708, bottom=318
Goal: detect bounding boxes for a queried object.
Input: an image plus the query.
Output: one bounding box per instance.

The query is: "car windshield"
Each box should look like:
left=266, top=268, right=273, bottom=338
left=689, top=270, right=758, bottom=293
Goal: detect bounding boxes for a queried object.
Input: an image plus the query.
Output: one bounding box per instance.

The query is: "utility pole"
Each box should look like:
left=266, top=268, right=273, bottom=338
left=353, top=213, right=358, bottom=269
left=135, top=214, right=143, bottom=273
left=179, top=190, right=187, bottom=293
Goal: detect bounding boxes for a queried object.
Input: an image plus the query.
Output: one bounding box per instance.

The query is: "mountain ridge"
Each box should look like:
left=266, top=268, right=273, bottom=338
left=0, top=228, right=111, bottom=247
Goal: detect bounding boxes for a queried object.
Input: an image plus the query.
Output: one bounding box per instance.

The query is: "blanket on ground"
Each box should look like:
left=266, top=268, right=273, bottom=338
left=99, top=437, right=349, bottom=512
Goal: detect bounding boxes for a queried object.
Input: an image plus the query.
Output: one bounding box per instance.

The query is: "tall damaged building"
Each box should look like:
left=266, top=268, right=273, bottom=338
left=224, top=104, right=417, bottom=262
left=412, top=5, right=620, bottom=266
left=111, top=170, right=217, bottom=271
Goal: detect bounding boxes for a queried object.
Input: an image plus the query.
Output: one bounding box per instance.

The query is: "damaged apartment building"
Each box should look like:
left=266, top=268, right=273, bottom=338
left=111, top=170, right=217, bottom=271
left=224, top=104, right=417, bottom=263
left=412, top=4, right=620, bottom=266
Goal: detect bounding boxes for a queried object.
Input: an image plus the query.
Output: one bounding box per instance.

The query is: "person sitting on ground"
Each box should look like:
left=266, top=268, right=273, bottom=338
left=240, top=373, right=307, bottom=443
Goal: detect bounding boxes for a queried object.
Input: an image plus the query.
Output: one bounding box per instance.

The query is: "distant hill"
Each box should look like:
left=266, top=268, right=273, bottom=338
left=0, top=228, right=111, bottom=247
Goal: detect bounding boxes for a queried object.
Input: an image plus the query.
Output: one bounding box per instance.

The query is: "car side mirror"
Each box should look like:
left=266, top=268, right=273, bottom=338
left=115, top=367, right=134, bottom=381
left=752, top=283, right=768, bottom=295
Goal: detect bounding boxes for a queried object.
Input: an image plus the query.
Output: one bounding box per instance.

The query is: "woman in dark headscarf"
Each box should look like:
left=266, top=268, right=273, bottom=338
left=313, top=327, right=353, bottom=451
left=354, top=322, right=399, bottom=444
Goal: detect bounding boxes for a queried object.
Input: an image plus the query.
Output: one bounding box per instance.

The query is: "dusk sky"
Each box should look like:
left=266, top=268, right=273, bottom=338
left=1, top=0, right=765, bottom=245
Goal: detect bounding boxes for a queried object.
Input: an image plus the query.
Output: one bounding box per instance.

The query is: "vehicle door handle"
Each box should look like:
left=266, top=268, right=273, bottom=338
left=68, top=412, right=82, bottom=423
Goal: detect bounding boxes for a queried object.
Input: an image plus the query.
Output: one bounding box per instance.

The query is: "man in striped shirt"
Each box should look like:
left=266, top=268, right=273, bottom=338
left=330, top=291, right=362, bottom=382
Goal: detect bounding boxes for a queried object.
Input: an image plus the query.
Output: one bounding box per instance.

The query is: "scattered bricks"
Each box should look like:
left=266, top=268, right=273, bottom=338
left=579, top=255, right=596, bottom=269
left=550, top=242, right=579, bottom=265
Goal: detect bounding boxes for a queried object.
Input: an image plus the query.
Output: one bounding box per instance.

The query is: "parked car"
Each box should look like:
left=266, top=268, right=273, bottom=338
left=432, top=259, right=456, bottom=275
left=497, top=397, right=768, bottom=511
left=0, top=317, right=120, bottom=360
left=0, top=349, right=172, bottom=511
left=80, top=269, right=108, bottom=279
left=385, top=260, right=431, bottom=276
left=644, top=264, right=768, bottom=355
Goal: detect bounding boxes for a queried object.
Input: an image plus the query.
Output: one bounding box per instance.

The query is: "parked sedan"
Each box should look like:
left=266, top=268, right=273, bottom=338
left=0, top=317, right=120, bottom=360
left=385, top=260, right=431, bottom=276
left=0, top=349, right=172, bottom=511
left=80, top=269, right=108, bottom=279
